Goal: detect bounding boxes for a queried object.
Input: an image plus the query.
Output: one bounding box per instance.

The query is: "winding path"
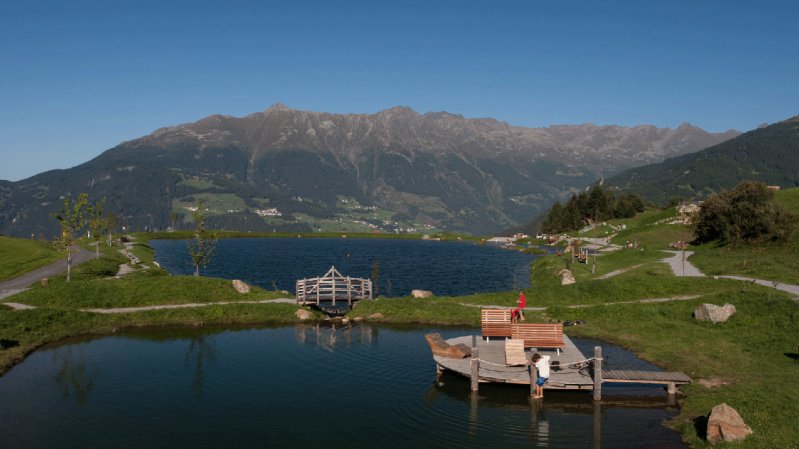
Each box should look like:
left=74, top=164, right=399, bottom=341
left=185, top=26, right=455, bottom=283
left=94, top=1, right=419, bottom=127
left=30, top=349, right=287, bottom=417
left=661, top=250, right=704, bottom=277
left=0, top=247, right=94, bottom=301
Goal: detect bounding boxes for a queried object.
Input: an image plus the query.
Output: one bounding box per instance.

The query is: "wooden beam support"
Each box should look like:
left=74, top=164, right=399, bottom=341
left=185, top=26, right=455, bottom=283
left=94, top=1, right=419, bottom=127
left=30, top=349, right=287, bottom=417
left=593, top=346, right=603, bottom=401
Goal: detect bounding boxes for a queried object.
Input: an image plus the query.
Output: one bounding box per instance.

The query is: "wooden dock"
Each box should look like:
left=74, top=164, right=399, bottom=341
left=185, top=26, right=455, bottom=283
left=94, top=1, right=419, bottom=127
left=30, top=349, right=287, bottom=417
left=433, top=335, right=692, bottom=398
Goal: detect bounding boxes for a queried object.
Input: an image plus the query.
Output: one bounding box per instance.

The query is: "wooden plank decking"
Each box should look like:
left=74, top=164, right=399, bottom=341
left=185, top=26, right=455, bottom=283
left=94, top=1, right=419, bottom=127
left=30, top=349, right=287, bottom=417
left=433, top=335, right=693, bottom=393
left=434, top=334, right=594, bottom=389
left=602, top=370, right=692, bottom=384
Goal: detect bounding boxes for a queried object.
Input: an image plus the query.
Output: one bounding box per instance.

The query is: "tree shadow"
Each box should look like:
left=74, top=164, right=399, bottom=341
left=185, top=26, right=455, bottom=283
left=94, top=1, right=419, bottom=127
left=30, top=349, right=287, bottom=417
left=693, top=415, right=708, bottom=441
left=784, top=352, right=799, bottom=361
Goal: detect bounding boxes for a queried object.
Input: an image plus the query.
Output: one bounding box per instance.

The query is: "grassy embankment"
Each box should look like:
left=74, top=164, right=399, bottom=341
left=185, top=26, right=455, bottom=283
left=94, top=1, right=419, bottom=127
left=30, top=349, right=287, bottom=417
left=689, top=187, right=799, bottom=284
left=0, top=239, right=307, bottom=375
left=0, top=236, right=63, bottom=281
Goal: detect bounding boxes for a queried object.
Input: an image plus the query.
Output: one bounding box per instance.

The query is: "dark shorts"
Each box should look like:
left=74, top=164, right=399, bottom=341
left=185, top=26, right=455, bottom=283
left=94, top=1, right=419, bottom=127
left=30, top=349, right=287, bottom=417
left=536, top=376, right=548, bottom=387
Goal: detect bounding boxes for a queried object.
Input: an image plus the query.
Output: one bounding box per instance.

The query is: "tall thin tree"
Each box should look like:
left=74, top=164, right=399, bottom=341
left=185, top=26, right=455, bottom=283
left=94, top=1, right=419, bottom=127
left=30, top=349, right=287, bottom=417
left=52, top=193, right=89, bottom=282
left=187, top=198, right=216, bottom=277
left=87, top=198, right=108, bottom=260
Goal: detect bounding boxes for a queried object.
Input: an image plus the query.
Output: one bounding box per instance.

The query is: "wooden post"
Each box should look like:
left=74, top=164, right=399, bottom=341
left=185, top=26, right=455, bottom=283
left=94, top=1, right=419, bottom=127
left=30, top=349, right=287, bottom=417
left=593, top=346, right=603, bottom=401
left=347, top=276, right=352, bottom=305
left=528, top=363, right=536, bottom=397
left=316, top=279, right=320, bottom=306
left=667, top=382, right=676, bottom=395
left=470, top=347, right=479, bottom=391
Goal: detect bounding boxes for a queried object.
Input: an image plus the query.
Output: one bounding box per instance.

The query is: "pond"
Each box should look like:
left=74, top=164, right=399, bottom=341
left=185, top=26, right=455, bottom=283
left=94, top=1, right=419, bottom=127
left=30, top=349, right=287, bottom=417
left=0, top=325, right=686, bottom=448
left=150, top=238, right=537, bottom=296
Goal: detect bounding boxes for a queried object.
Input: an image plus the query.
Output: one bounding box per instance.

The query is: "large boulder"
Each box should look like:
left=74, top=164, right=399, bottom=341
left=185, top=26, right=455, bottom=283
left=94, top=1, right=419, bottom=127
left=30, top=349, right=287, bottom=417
left=556, top=268, right=576, bottom=286
left=295, top=309, right=313, bottom=320
left=694, top=303, right=736, bottom=323
left=425, top=333, right=471, bottom=358
left=232, top=280, right=251, bottom=294
left=367, top=313, right=384, bottom=320
left=411, top=290, right=433, bottom=298
left=707, top=403, right=752, bottom=445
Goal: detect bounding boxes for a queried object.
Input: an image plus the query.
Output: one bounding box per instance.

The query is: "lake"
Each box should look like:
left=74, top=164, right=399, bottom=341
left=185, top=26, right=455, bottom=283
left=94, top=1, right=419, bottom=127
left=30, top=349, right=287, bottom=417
left=0, top=325, right=686, bottom=448
left=150, top=238, right=538, bottom=296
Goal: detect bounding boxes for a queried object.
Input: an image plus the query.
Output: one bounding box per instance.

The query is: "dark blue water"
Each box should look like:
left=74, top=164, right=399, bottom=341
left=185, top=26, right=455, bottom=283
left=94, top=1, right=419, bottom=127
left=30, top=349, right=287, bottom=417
left=150, top=238, right=536, bottom=296
left=0, top=326, right=686, bottom=448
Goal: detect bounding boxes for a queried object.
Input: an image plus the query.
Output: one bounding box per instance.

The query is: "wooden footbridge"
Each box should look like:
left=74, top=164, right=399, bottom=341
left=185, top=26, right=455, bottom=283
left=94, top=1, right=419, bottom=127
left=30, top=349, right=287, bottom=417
left=296, top=266, right=372, bottom=314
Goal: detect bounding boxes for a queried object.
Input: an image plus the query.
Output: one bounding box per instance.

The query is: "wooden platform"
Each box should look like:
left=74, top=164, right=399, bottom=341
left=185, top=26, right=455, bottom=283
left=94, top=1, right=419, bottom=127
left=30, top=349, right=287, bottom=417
left=433, top=335, right=693, bottom=393
left=433, top=335, right=594, bottom=390
left=602, top=370, right=692, bottom=385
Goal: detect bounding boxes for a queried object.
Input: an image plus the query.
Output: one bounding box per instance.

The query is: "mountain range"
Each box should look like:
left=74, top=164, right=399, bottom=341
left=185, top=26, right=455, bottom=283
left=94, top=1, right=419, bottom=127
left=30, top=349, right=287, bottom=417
left=606, top=116, right=799, bottom=203
left=0, top=104, right=739, bottom=237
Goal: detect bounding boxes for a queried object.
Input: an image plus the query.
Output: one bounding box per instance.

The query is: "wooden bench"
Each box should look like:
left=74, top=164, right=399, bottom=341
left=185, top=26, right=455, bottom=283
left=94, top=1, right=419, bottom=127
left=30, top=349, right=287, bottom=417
left=481, top=309, right=512, bottom=340
left=511, top=323, right=565, bottom=355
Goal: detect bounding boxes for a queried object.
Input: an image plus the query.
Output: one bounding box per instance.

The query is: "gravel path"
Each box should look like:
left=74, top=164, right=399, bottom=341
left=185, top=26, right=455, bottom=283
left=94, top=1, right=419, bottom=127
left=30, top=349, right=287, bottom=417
left=80, top=298, right=296, bottom=314
left=662, top=250, right=705, bottom=277
left=0, top=247, right=94, bottom=301
left=714, top=275, right=799, bottom=298
left=595, top=264, right=644, bottom=280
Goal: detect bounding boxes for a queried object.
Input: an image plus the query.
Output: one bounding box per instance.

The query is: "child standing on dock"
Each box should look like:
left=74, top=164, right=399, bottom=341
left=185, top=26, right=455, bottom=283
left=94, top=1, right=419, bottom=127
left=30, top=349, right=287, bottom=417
left=532, top=353, right=550, bottom=399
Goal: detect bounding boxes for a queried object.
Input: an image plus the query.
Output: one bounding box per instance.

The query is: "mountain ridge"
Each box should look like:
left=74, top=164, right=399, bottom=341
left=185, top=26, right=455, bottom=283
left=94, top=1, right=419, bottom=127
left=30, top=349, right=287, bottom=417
left=0, top=104, right=740, bottom=237
left=605, top=115, right=799, bottom=204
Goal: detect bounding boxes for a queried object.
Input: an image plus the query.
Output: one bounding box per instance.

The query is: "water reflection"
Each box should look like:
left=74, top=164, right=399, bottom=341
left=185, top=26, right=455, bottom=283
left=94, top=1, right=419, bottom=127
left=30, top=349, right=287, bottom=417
left=184, top=336, right=216, bottom=397
left=430, top=371, right=681, bottom=449
left=52, top=346, right=97, bottom=405
left=294, top=323, right=377, bottom=350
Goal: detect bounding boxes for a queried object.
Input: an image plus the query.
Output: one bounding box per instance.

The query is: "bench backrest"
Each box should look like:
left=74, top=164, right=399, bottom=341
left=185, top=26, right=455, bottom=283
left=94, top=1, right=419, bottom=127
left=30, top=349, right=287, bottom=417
left=481, top=309, right=512, bottom=337
left=511, top=323, right=564, bottom=348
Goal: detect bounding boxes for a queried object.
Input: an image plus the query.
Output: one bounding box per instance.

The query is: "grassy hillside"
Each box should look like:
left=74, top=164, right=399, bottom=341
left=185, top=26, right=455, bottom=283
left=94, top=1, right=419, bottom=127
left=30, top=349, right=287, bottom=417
left=689, top=188, right=799, bottom=283
left=0, top=236, right=62, bottom=281
left=608, top=116, right=799, bottom=204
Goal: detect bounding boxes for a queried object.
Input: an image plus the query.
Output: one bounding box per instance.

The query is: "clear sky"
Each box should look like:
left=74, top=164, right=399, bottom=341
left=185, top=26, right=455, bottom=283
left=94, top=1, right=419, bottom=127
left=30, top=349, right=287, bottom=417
left=1, top=0, right=797, bottom=181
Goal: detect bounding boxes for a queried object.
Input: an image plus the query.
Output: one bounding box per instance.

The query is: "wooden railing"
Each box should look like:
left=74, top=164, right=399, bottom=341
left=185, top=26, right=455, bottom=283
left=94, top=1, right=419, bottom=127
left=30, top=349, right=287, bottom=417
left=296, top=266, right=372, bottom=305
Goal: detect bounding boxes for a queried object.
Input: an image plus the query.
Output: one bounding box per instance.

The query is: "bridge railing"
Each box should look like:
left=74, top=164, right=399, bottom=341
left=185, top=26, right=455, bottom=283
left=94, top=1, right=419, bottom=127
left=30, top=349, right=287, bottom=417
left=296, top=269, right=372, bottom=305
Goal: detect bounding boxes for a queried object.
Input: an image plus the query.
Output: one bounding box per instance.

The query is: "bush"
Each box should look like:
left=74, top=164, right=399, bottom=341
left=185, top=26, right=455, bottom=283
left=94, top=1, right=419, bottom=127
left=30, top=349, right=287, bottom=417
left=693, top=181, right=796, bottom=244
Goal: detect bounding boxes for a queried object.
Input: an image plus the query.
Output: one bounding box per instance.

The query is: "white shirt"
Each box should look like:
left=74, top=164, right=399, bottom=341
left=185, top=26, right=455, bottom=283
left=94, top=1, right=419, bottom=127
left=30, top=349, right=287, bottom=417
left=535, top=355, right=551, bottom=378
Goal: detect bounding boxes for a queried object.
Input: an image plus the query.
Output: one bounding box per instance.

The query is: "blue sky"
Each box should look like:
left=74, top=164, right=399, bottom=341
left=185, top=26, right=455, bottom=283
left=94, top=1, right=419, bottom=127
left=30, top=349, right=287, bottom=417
left=1, top=0, right=797, bottom=181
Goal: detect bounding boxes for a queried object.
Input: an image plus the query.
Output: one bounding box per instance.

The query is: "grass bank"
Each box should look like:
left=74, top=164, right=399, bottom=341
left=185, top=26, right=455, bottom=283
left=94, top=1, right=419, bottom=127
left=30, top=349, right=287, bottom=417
left=688, top=188, right=799, bottom=284
left=0, top=236, right=63, bottom=281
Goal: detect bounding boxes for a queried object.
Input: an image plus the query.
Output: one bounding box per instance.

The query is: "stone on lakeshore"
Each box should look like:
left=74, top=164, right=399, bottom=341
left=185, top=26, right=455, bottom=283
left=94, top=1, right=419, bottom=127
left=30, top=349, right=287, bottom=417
left=707, top=403, right=752, bottom=445
left=295, top=309, right=313, bottom=320
left=411, top=289, right=433, bottom=298
left=367, top=313, right=384, bottom=320
left=232, top=280, right=251, bottom=294
left=424, top=333, right=471, bottom=359
left=694, top=303, right=736, bottom=323
left=352, top=316, right=363, bottom=322
left=556, top=268, right=576, bottom=285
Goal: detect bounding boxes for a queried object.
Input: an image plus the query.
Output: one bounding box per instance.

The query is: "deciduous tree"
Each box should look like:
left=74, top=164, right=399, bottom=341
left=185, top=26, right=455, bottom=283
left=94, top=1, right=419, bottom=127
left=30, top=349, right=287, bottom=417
left=52, top=193, right=89, bottom=282
left=187, top=199, right=216, bottom=277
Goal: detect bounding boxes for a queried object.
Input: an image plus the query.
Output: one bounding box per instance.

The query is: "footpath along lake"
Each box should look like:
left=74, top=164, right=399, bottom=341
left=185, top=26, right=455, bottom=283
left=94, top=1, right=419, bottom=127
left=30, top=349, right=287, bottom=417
left=150, top=238, right=538, bottom=296
left=0, top=325, right=686, bottom=448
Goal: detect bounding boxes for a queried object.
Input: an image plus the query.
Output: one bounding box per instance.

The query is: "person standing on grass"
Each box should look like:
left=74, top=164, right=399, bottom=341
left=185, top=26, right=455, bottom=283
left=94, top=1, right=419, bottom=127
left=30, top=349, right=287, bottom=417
left=532, top=353, right=550, bottom=399
left=517, top=290, right=526, bottom=321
